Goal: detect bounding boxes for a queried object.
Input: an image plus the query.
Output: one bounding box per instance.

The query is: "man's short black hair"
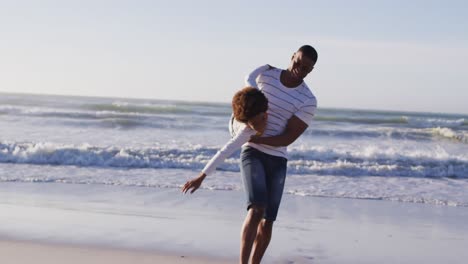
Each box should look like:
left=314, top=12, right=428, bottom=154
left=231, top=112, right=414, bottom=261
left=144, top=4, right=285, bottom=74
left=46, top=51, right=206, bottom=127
left=298, top=45, right=318, bottom=62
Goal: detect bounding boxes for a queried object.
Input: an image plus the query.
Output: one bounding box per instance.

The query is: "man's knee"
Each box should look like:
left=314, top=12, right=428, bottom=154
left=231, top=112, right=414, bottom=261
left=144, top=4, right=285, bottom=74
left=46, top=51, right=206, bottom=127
left=261, top=219, right=274, bottom=229
left=249, top=204, right=265, bottom=219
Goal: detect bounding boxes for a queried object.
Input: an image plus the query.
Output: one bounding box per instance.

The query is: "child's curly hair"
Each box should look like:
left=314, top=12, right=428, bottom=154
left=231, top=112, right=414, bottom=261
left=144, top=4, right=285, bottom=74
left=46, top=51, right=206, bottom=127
left=232, top=87, right=268, bottom=123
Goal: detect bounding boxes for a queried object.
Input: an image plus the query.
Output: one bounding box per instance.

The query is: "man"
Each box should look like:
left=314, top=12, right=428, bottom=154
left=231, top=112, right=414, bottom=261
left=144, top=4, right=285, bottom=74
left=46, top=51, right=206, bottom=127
left=183, top=45, right=318, bottom=264
left=239, top=45, right=318, bottom=264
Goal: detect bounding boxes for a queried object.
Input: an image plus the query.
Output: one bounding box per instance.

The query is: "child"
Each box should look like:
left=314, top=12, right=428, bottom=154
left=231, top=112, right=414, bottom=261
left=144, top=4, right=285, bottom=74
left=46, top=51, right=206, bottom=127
left=182, top=87, right=268, bottom=194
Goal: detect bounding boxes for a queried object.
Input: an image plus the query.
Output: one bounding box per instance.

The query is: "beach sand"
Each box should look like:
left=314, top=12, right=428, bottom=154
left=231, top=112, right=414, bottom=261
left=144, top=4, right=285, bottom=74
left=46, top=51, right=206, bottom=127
left=0, top=181, right=467, bottom=264
left=0, top=239, right=234, bottom=264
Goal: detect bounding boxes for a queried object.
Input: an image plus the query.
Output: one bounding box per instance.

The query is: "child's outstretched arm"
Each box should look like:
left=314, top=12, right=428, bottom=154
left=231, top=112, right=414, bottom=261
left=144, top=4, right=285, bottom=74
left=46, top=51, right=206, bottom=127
left=181, top=126, right=256, bottom=194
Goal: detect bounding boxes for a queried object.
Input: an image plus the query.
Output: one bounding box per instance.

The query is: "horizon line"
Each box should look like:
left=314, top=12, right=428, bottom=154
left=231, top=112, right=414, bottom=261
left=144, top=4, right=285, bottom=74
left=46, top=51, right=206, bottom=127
left=1, top=90, right=467, bottom=117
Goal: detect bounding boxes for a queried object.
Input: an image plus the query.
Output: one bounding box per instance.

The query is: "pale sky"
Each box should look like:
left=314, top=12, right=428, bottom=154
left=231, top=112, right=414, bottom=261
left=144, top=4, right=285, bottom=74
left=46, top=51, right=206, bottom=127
left=1, top=0, right=467, bottom=114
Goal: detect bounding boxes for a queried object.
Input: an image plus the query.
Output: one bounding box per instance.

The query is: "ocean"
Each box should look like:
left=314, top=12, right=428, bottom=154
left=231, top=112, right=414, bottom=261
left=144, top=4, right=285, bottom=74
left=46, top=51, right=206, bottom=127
left=1, top=92, right=467, bottom=207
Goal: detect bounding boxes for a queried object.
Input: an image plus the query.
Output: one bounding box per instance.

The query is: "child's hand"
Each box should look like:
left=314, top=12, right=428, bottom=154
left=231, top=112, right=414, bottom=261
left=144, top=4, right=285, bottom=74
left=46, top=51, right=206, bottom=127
left=182, top=173, right=206, bottom=194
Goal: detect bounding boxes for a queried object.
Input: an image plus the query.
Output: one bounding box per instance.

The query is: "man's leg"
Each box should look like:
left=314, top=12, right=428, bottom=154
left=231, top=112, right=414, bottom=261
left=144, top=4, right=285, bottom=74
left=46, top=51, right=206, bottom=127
left=239, top=147, right=268, bottom=264
left=250, top=219, right=273, bottom=264
left=251, top=154, right=287, bottom=263
left=240, top=205, right=265, bottom=264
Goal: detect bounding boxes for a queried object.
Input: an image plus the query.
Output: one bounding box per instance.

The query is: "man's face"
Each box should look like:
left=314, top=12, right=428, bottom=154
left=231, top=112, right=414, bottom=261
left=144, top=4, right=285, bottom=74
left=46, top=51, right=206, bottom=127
left=289, top=51, right=315, bottom=80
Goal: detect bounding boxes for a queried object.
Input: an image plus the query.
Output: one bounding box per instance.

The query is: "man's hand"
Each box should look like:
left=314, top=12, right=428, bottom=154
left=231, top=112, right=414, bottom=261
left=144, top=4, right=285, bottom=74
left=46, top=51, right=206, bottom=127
left=249, top=134, right=262, bottom=144
left=182, top=173, right=206, bottom=194
left=248, top=115, right=308, bottom=147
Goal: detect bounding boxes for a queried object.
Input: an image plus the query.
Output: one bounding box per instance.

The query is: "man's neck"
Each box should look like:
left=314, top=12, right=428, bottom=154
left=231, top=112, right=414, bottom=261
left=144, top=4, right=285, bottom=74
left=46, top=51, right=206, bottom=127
left=280, top=70, right=303, bottom=88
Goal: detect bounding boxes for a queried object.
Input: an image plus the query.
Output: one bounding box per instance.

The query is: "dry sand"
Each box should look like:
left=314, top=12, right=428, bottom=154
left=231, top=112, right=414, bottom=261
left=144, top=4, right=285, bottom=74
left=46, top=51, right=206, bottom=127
left=0, top=239, right=235, bottom=264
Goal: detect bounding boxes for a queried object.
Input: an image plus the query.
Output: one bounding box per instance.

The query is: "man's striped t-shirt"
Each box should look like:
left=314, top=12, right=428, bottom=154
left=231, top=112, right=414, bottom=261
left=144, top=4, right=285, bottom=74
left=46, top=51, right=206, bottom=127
left=238, top=64, right=317, bottom=158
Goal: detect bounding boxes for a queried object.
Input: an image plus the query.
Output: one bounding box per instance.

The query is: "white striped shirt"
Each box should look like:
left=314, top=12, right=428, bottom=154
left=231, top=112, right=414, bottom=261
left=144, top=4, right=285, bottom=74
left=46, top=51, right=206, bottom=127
left=242, top=64, right=317, bottom=158
left=201, top=64, right=317, bottom=176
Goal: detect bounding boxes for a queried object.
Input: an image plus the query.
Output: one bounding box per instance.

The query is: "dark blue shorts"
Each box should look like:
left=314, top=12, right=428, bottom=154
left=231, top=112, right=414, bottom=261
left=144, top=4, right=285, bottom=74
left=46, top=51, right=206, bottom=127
left=240, top=146, right=288, bottom=221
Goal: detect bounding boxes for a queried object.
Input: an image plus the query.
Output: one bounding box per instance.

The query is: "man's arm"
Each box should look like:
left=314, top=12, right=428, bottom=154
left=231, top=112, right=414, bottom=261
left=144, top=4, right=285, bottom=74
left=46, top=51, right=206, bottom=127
left=249, top=115, right=308, bottom=147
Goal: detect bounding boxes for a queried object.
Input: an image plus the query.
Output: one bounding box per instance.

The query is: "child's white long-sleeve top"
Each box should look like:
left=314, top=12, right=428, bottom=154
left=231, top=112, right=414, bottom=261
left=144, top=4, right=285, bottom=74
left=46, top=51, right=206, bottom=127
left=201, top=123, right=256, bottom=176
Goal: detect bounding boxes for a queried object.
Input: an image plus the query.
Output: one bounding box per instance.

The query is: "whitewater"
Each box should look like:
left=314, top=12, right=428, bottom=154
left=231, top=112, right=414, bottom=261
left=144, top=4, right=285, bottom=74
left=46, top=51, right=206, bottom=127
left=1, top=92, right=467, bottom=207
